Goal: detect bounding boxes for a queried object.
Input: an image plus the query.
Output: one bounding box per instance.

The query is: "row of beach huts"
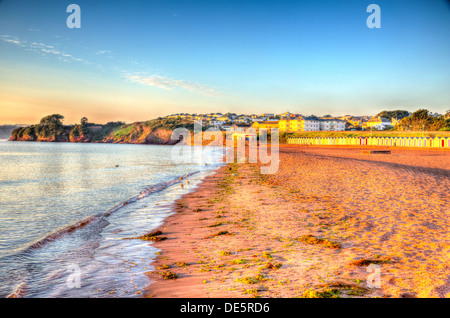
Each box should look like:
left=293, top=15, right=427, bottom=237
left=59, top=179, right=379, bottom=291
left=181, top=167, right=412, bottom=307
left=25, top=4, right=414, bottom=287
left=287, top=136, right=450, bottom=148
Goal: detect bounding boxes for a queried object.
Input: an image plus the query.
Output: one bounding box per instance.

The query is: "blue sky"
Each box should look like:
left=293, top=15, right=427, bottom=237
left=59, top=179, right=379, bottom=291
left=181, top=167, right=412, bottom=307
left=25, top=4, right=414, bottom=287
left=0, top=0, right=449, bottom=124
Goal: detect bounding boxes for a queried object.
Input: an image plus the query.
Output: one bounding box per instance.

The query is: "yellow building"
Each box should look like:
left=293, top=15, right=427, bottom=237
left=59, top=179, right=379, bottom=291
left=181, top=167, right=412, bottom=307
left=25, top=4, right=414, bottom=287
left=278, top=120, right=288, bottom=132
left=278, top=118, right=321, bottom=132
left=278, top=119, right=301, bottom=132
left=252, top=121, right=279, bottom=131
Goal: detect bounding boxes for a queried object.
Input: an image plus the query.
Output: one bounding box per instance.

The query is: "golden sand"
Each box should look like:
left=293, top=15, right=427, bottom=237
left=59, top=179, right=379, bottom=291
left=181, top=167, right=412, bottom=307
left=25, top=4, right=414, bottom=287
left=144, top=145, right=449, bottom=298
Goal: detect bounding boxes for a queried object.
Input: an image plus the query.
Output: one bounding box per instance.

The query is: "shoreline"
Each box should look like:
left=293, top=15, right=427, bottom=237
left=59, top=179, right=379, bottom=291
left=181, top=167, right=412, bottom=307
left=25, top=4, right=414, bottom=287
left=143, top=166, right=231, bottom=297
left=0, top=140, right=223, bottom=298
left=2, top=166, right=221, bottom=298
left=143, top=145, right=449, bottom=298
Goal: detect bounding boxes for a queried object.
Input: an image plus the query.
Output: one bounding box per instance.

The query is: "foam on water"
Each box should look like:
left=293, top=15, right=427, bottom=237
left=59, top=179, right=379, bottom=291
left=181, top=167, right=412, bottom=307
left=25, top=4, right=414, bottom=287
left=0, top=141, right=224, bottom=297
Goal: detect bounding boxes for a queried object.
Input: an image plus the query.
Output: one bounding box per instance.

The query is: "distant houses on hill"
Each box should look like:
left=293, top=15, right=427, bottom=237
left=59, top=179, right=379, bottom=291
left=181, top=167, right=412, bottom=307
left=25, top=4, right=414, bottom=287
left=361, top=117, right=393, bottom=130
left=165, top=112, right=391, bottom=132
left=164, top=110, right=449, bottom=132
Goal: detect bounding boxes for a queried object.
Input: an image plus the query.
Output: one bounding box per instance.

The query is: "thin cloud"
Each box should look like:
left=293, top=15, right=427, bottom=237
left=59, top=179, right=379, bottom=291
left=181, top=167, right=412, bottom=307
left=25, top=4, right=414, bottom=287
left=96, top=50, right=112, bottom=55
left=0, top=36, right=25, bottom=47
left=1, top=35, right=85, bottom=63
left=125, top=74, right=220, bottom=96
left=2, top=34, right=221, bottom=96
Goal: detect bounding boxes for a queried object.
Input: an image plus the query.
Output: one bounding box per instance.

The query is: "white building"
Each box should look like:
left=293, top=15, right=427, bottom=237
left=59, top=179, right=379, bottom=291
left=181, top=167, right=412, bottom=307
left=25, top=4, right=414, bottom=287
left=319, top=119, right=346, bottom=131
left=301, top=117, right=321, bottom=131
left=208, top=120, right=221, bottom=129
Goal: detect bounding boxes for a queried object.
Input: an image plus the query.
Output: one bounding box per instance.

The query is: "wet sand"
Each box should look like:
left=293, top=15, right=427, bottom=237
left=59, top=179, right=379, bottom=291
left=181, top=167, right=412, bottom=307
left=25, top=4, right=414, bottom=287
left=144, top=145, right=449, bottom=298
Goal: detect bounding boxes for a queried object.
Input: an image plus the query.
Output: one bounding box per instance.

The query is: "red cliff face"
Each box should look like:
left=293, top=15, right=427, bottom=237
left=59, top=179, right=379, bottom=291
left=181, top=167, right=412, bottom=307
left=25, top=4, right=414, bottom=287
left=145, top=128, right=180, bottom=145
left=11, top=124, right=184, bottom=145
left=69, top=134, right=89, bottom=143
left=36, top=136, right=58, bottom=142
left=102, top=127, right=180, bottom=145
left=12, top=133, right=35, bottom=141
left=11, top=135, right=59, bottom=142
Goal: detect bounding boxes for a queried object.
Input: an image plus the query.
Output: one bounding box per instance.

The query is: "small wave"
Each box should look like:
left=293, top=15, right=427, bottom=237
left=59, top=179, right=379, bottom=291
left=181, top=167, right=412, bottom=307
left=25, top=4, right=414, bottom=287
left=105, top=170, right=200, bottom=215
left=22, top=171, right=201, bottom=252
left=26, top=214, right=102, bottom=250
left=6, top=282, right=28, bottom=298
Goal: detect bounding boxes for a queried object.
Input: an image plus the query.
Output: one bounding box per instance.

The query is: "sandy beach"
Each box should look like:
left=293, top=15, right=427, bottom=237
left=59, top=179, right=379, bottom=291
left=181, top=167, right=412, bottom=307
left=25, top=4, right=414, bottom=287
left=144, top=145, right=449, bottom=298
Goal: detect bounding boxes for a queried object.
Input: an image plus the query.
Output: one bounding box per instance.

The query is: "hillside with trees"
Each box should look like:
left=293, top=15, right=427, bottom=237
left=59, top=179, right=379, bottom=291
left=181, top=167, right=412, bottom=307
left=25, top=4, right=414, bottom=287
left=9, top=114, right=195, bottom=144
left=376, top=110, right=410, bottom=121
left=395, top=109, right=450, bottom=131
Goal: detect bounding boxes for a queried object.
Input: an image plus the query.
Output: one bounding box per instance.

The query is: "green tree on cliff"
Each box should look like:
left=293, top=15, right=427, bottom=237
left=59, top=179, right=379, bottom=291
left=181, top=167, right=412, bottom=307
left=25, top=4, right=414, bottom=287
left=376, top=110, right=410, bottom=121
left=411, top=109, right=431, bottom=128
left=80, top=117, right=89, bottom=135
left=395, top=109, right=450, bottom=131
left=36, top=114, right=65, bottom=139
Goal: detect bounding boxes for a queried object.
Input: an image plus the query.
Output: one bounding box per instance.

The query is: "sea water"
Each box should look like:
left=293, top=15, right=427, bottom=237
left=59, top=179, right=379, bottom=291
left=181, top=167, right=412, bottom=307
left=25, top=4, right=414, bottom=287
left=0, top=141, right=223, bottom=297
